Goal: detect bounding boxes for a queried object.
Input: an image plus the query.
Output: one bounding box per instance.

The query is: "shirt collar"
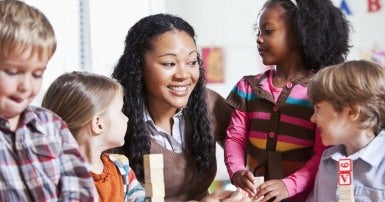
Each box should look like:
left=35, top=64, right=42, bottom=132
left=22, top=106, right=47, bottom=134
left=323, top=130, right=385, bottom=167
left=357, top=130, right=385, bottom=166
left=0, top=106, right=41, bottom=131
left=143, top=106, right=184, bottom=123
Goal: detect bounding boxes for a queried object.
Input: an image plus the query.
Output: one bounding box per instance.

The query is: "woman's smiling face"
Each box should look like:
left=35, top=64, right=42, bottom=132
left=142, top=30, right=199, bottom=111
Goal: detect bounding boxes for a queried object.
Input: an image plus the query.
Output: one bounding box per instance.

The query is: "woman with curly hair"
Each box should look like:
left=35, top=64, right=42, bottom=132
left=112, top=13, right=233, bottom=201
left=224, top=0, right=351, bottom=201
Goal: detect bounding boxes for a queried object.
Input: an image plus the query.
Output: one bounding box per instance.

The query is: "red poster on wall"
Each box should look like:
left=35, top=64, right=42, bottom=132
left=201, top=47, right=224, bottom=83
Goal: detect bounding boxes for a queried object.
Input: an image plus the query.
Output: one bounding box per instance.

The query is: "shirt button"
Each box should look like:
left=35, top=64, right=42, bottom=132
left=286, top=82, right=293, bottom=88
left=269, top=132, right=275, bottom=138
left=273, top=106, right=278, bottom=112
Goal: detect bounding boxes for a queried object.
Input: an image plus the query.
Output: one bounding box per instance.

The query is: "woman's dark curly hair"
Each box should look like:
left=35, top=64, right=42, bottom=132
left=256, top=0, right=351, bottom=72
left=111, top=13, right=215, bottom=181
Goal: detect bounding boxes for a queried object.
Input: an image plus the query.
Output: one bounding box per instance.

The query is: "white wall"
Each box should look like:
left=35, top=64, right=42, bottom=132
left=27, top=0, right=164, bottom=106
left=27, top=0, right=82, bottom=105
left=88, top=1, right=154, bottom=76
left=342, top=0, right=385, bottom=60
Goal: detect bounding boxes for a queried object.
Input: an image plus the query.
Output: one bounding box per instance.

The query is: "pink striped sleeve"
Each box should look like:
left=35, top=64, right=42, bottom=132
left=281, top=128, right=327, bottom=197
left=224, top=109, right=250, bottom=179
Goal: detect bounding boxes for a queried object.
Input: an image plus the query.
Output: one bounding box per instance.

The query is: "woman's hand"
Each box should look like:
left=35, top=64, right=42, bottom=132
left=200, top=189, right=248, bottom=202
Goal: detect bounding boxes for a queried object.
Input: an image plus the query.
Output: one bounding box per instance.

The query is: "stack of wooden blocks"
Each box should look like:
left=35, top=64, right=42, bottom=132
left=144, top=154, right=165, bottom=202
left=337, top=158, right=355, bottom=202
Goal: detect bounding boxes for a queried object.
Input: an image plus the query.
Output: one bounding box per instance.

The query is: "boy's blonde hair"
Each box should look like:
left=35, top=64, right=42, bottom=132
left=308, top=60, right=385, bottom=134
left=0, top=0, right=56, bottom=60
left=42, top=71, right=124, bottom=140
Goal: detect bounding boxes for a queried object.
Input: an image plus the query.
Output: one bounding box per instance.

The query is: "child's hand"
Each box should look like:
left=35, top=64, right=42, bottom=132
left=231, top=170, right=256, bottom=197
left=255, top=179, right=288, bottom=202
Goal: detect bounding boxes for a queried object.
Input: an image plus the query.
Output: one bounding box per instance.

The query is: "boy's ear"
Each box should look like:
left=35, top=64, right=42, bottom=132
left=347, top=104, right=361, bottom=121
left=91, top=116, right=103, bottom=135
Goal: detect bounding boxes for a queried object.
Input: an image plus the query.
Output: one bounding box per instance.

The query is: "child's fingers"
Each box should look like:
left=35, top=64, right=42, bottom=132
left=256, top=180, right=287, bottom=202
left=255, top=181, right=275, bottom=200
left=259, top=189, right=276, bottom=202
left=234, top=178, right=256, bottom=196
left=245, top=179, right=257, bottom=196
left=245, top=171, right=255, bottom=182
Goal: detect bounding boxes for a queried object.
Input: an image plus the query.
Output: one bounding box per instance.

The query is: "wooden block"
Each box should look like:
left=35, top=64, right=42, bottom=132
left=338, top=172, right=353, bottom=185
left=144, top=154, right=164, bottom=169
left=338, top=185, right=355, bottom=202
left=254, top=176, right=264, bottom=187
left=338, top=159, right=352, bottom=172
left=339, top=185, right=354, bottom=192
left=145, top=168, right=164, bottom=183
left=339, top=185, right=354, bottom=199
left=144, top=182, right=165, bottom=198
left=251, top=176, right=264, bottom=202
left=338, top=199, right=355, bottom=202
left=338, top=158, right=355, bottom=202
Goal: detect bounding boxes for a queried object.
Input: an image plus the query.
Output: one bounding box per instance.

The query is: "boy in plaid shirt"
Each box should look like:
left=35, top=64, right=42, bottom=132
left=0, top=1, right=96, bottom=201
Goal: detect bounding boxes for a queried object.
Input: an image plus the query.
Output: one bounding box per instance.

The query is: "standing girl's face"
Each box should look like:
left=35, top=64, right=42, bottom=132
left=256, top=5, right=298, bottom=66
left=142, top=30, right=200, bottom=111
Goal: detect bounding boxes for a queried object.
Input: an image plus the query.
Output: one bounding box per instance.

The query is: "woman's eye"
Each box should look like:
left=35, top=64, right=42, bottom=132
left=188, top=60, right=198, bottom=66
left=162, top=62, right=175, bottom=67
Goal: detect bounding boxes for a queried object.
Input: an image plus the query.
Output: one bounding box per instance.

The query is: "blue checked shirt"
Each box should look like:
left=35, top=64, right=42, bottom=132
left=307, top=130, right=385, bottom=201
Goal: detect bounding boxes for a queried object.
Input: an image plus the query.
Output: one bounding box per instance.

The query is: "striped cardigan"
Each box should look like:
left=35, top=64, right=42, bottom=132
left=225, top=69, right=325, bottom=200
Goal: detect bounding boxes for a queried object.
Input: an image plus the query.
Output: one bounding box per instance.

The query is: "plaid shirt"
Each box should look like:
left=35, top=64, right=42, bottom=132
left=0, top=106, right=96, bottom=201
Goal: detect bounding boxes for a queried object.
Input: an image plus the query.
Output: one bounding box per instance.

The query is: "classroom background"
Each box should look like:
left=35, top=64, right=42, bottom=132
left=26, top=0, right=385, bottom=191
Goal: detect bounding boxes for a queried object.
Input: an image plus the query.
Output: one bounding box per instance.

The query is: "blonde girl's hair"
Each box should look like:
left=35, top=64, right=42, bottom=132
left=42, top=71, right=124, bottom=139
left=308, top=60, right=385, bottom=134
left=0, top=0, right=56, bottom=60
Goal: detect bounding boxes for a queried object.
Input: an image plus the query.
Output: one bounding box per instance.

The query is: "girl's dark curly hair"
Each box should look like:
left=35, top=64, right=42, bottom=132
left=257, top=0, right=351, bottom=72
left=111, top=13, right=215, bottom=181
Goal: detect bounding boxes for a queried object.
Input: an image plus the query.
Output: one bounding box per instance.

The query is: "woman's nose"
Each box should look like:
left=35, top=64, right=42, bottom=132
left=174, top=65, right=189, bottom=79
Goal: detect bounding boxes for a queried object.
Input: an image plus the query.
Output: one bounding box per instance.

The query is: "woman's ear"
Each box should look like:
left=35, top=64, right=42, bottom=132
left=347, top=104, right=361, bottom=121
left=91, top=116, right=103, bottom=135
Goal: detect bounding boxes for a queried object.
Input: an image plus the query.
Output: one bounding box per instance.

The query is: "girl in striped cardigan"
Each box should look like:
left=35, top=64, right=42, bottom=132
left=224, top=0, right=351, bottom=201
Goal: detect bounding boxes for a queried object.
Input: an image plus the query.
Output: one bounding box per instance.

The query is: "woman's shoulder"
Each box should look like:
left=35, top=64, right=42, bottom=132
left=206, top=88, right=225, bottom=103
